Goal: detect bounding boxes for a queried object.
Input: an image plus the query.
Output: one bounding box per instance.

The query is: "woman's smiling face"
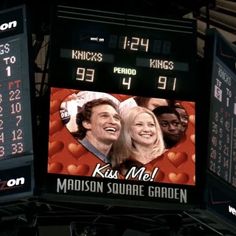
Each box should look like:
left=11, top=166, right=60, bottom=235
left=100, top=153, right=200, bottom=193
left=130, top=112, right=157, bottom=146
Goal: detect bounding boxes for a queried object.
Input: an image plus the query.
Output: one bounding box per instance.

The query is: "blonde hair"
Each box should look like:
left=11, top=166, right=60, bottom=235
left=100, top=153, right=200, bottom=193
left=112, top=106, right=165, bottom=167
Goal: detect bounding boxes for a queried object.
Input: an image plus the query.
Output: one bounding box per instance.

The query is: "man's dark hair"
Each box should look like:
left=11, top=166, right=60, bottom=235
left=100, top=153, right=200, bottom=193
left=153, top=105, right=180, bottom=120
left=73, top=98, right=118, bottom=140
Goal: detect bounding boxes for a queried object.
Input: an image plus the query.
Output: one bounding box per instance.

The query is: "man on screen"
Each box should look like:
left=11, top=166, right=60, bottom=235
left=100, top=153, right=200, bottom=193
left=153, top=105, right=182, bottom=149
left=73, top=98, right=122, bottom=163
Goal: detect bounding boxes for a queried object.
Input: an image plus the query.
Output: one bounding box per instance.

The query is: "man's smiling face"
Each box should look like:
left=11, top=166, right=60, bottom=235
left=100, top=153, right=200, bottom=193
left=85, top=104, right=121, bottom=144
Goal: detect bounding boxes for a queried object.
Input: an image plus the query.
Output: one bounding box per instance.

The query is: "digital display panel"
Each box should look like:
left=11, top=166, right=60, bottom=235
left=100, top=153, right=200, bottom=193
left=0, top=6, right=34, bottom=201
left=207, top=29, right=236, bottom=187
left=50, top=7, right=196, bottom=100
left=44, top=6, right=201, bottom=208
left=205, top=28, right=236, bottom=228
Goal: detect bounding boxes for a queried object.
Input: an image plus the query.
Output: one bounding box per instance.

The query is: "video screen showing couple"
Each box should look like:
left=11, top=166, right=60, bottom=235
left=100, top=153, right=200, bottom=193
left=48, top=88, right=195, bottom=185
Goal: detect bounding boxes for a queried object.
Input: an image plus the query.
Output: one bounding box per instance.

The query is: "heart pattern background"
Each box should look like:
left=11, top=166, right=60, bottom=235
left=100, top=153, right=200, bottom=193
left=48, top=88, right=195, bottom=185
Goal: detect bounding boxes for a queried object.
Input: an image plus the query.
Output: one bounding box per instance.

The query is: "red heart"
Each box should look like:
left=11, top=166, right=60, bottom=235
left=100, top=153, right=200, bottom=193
left=190, top=134, right=195, bottom=144
left=48, top=162, right=63, bottom=173
left=67, top=164, right=89, bottom=175
left=68, top=143, right=87, bottom=158
left=168, top=172, right=189, bottom=184
left=48, top=141, right=64, bottom=157
left=189, top=114, right=195, bottom=124
left=167, top=152, right=187, bottom=168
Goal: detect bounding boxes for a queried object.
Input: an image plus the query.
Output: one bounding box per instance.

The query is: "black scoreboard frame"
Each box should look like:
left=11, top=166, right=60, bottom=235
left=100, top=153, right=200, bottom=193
left=0, top=5, right=35, bottom=202
left=41, top=5, right=204, bottom=210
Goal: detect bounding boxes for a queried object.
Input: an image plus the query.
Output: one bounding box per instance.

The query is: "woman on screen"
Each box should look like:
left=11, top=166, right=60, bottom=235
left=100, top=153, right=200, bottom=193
left=111, top=106, right=165, bottom=177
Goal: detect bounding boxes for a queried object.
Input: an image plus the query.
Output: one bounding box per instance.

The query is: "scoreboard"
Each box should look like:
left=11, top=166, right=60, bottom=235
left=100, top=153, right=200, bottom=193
left=0, top=6, right=34, bottom=201
left=43, top=5, right=202, bottom=209
left=50, top=7, right=196, bottom=100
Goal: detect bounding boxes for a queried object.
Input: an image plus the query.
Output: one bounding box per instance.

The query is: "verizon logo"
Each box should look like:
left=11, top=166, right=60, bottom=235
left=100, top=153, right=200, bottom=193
left=228, top=205, right=236, bottom=216
left=0, top=177, right=25, bottom=190
left=0, top=20, right=17, bottom=32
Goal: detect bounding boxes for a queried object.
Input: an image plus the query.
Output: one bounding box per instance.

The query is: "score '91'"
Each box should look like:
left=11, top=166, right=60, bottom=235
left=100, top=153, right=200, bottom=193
left=157, top=76, right=177, bottom=91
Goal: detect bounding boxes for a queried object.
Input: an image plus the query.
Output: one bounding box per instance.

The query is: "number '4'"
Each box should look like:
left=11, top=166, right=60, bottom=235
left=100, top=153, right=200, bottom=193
left=122, top=77, right=131, bottom=90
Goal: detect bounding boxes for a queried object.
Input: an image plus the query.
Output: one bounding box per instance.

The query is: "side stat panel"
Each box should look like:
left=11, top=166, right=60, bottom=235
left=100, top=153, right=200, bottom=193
left=0, top=6, right=34, bottom=202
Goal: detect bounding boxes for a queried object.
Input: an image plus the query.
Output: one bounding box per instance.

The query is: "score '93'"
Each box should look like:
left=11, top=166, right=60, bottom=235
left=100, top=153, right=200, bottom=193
left=76, top=67, right=95, bottom=82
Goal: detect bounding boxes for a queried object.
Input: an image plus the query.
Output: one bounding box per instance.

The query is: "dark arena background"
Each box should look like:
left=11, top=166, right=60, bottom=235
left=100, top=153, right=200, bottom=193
left=0, top=0, right=236, bottom=236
